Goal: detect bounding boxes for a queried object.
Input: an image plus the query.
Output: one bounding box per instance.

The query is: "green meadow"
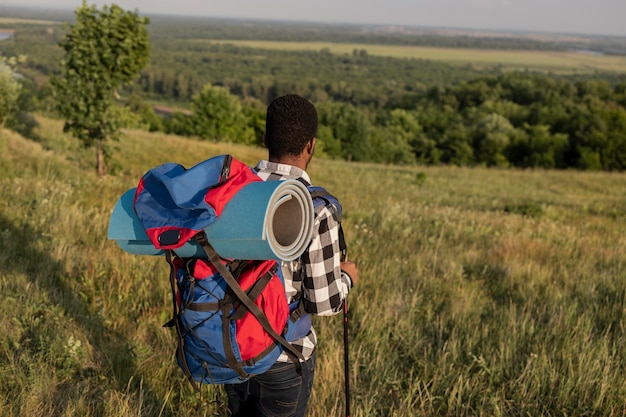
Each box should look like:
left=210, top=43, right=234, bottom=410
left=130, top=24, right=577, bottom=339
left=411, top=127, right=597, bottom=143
left=1, top=117, right=625, bottom=416
left=0, top=17, right=61, bottom=25
left=204, top=39, right=626, bottom=74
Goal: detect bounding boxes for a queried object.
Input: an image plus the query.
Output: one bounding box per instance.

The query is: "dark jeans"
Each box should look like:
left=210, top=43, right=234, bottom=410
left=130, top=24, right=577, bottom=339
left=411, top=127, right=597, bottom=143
left=225, top=354, right=316, bottom=417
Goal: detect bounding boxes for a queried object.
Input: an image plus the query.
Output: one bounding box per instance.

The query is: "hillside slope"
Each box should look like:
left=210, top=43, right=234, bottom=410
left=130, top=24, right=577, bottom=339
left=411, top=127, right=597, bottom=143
left=1, top=118, right=625, bottom=416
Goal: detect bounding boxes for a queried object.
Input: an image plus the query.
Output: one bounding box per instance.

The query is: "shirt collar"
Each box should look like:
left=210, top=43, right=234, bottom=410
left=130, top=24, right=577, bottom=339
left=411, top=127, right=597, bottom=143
left=255, top=160, right=312, bottom=184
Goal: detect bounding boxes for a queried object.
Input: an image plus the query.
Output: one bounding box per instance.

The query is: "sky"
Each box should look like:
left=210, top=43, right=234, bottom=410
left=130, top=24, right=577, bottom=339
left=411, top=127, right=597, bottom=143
left=3, top=0, right=626, bottom=37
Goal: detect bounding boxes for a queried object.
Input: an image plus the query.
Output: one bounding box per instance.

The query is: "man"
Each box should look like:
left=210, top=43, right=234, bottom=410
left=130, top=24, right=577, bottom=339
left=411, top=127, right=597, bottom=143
left=224, top=94, right=358, bottom=417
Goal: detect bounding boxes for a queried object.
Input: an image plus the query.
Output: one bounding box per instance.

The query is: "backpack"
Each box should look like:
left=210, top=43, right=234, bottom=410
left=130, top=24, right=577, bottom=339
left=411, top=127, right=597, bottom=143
left=132, top=154, right=344, bottom=388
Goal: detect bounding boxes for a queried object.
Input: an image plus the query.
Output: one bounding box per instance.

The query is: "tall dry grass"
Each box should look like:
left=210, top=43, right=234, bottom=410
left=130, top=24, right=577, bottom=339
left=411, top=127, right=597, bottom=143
left=1, top=117, right=625, bottom=416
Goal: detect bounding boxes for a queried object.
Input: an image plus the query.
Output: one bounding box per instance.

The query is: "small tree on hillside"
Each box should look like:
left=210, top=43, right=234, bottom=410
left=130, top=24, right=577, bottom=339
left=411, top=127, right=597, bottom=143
left=190, top=83, right=256, bottom=145
left=0, top=56, right=25, bottom=127
left=52, top=1, right=149, bottom=176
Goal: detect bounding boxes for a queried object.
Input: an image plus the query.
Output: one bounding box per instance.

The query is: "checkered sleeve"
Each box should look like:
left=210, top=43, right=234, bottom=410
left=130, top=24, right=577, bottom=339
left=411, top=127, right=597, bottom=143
left=301, top=204, right=351, bottom=316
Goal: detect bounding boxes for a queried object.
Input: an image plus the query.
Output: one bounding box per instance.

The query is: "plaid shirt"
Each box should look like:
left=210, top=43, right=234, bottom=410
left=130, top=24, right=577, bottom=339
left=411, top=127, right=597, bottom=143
left=254, top=160, right=352, bottom=361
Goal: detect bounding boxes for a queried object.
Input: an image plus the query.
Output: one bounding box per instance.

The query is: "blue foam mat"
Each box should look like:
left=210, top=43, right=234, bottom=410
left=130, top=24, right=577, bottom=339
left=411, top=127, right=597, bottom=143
left=107, top=180, right=313, bottom=261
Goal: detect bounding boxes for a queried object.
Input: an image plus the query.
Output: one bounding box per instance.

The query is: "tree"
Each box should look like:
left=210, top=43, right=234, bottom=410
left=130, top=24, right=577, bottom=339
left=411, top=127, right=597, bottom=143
left=0, top=56, right=24, bottom=127
left=315, top=124, right=342, bottom=159
left=125, top=94, right=164, bottom=132
left=52, top=1, right=149, bottom=176
left=190, top=83, right=256, bottom=145
left=318, top=101, right=372, bottom=162
left=472, top=113, right=517, bottom=167
left=379, top=109, right=422, bottom=165
left=506, top=124, right=568, bottom=168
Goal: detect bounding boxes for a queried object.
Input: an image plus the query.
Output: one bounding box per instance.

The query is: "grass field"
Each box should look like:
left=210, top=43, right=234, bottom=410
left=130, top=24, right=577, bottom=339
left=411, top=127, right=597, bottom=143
left=1, top=117, right=626, bottom=416
left=205, top=39, right=626, bottom=74
left=0, top=17, right=60, bottom=25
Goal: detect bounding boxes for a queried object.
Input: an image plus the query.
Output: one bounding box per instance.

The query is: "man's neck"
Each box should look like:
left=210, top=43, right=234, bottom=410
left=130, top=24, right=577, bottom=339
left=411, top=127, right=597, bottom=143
left=269, top=155, right=308, bottom=171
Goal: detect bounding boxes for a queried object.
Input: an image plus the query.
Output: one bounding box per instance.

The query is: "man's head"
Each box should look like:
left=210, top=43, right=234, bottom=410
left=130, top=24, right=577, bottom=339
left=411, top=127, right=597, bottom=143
left=264, top=94, right=318, bottom=162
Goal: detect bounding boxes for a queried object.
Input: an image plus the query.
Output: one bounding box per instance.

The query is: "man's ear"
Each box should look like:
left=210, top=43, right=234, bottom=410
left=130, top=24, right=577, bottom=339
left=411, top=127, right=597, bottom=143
left=262, top=133, right=268, bottom=148
left=306, top=137, right=316, bottom=156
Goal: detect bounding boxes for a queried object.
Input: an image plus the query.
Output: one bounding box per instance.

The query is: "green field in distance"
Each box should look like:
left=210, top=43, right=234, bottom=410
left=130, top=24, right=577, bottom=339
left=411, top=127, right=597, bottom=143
left=205, top=39, right=626, bottom=74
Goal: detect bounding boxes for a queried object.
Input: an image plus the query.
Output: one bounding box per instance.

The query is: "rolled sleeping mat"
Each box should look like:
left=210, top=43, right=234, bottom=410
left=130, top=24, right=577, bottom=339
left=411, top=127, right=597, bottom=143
left=107, top=179, right=315, bottom=262
left=108, top=188, right=163, bottom=256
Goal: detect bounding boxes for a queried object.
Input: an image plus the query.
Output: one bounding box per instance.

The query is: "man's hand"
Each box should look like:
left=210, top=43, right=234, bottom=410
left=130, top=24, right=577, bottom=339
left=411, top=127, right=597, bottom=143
left=341, top=261, right=359, bottom=287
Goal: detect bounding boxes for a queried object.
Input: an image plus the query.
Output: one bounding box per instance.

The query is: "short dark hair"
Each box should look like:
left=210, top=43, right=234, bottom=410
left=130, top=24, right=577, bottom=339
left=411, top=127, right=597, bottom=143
left=265, top=94, right=318, bottom=158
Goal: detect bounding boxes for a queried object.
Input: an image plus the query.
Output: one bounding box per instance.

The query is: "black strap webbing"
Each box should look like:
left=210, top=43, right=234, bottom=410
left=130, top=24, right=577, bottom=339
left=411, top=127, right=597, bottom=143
left=231, top=265, right=277, bottom=321
left=195, top=232, right=305, bottom=369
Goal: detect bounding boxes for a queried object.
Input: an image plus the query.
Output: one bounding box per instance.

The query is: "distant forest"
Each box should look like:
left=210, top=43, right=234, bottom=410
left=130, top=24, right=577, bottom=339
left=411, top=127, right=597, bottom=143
left=1, top=6, right=626, bottom=170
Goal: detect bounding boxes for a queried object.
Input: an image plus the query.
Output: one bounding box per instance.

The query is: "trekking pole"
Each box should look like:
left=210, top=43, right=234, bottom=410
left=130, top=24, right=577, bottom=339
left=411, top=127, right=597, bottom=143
left=341, top=249, right=351, bottom=417
left=343, top=294, right=351, bottom=417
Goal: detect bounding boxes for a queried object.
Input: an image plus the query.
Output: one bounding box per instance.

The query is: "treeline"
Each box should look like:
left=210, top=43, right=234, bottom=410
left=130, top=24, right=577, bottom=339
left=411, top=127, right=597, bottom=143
left=146, top=73, right=626, bottom=170
left=7, top=24, right=620, bottom=112
left=0, top=22, right=501, bottom=107
left=2, top=11, right=626, bottom=170
left=396, top=74, right=626, bottom=169
left=139, top=42, right=500, bottom=107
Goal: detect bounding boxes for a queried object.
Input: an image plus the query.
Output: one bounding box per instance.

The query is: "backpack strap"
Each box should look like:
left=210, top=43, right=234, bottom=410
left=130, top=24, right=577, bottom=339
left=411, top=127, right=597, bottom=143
left=164, top=250, right=202, bottom=391
left=195, top=232, right=305, bottom=372
left=309, top=188, right=342, bottom=222
left=309, top=187, right=348, bottom=260
left=230, top=264, right=277, bottom=321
